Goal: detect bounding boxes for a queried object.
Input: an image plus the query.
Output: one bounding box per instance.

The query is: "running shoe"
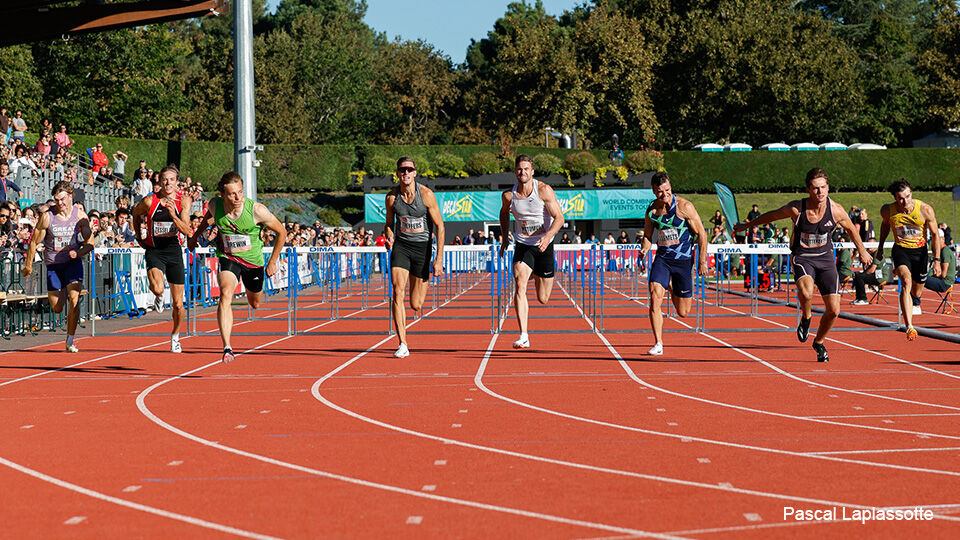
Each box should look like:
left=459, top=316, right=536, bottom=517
left=513, top=335, right=530, bottom=349
left=912, top=306, right=922, bottom=316
left=813, top=341, right=829, bottom=362
left=906, top=327, right=918, bottom=341
left=647, top=342, right=664, bottom=356
left=153, top=295, right=164, bottom=314
left=394, top=343, right=410, bottom=358
left=851, top=299, right=869, bottom=306
left=65, top=344, right=79, bottom=353
left=797, top=316, right=811, bottom=343
left=221, top=348, right=235, bottom=363
left=171, top=339, right=182, bottom=353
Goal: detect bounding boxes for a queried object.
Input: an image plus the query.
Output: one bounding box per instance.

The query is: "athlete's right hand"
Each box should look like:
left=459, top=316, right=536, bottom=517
left=733, top=222, right=747, bottom=233
left=383, top=236, right=393, bottom=251
left=187, top=237, right=198, bottom=251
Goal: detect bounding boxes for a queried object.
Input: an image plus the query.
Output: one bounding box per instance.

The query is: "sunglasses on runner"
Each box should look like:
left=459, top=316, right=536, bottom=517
left=397, top=166, right=416, bottom=173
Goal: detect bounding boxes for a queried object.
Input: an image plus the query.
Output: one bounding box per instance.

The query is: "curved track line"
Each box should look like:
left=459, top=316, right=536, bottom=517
left=136, top=287, right=684, bottom=538
left=0, top=455, right=279, bottom=539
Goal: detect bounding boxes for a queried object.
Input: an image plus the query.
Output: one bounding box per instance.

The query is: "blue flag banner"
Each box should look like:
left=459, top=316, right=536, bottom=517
left=365, top=188, right=656, bottom=223
left=713, top=182, right=739, bottom=238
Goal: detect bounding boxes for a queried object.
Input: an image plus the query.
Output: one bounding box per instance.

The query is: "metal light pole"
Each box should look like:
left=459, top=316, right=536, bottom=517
left=234, top=0, right=258, bottom=201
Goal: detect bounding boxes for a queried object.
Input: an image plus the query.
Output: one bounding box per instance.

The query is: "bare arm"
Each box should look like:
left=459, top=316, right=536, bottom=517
left=383, top=191, right=397, bottom=250
left=876, top=204, right=891, bottom=258
left=833, top=201, right=872, bottom=267
left=74, top=209, right=94, bottom=259
left=187, top=199, right=216, bottom=251
left=131, top=196, right=151, bottom=249
left=537, top=183, right=564, bottom=252
left=422, top=186, right=445, bottom=274
left=498, top=191, right=512, bottom=258
left=166, top=194, right=194, bottom=236
left=679, top=198, right=709, bottom=275
left=734, top=203, right=799, bottom=233
left=922, top=203, right=943, bottom=277
left=20, top=212, right=48, bottom=276
left=639, top=210, right=655, bottom=257
left=254, top=202, right=287, bottom=277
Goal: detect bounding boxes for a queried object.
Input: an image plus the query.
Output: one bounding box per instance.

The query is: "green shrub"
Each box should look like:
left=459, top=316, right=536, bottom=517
left=624, top=150, right=664, bottom=172
left=499, top=153, right=514, bottom=172
left=284, top=204, right=302, bottom=214
left=563, top=151, right=600, bottom=176
left=365, top=154, right=396, bottom=176
left=317, top=207, right=343, bottom=226
left=409, top=154, right=431, bottom=176
left=433, top=151, right=466, bottom=177
left=466, top=151, right=501, bottom=175
left=533, top=153, right=562, bottom=175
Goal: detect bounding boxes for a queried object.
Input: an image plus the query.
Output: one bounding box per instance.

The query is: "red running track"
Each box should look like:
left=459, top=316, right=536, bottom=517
left=1, top=274, right=959, bottom=538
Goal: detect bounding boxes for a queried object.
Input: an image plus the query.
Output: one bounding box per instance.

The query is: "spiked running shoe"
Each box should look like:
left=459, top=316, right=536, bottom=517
left=797, top=316, right=812, bottom=343
left=813, top=341, right=829, bottom=362
left=394, top=343, right=410, bottom=358
left=513, top=334, right=531, bottom=349
left=647, top=343, right=664, bottom=356
left=153, top=295, right=164, bottom=314
left=906, top=327, right=918, bottom=341
left=222, top=348, right=235, bottom=363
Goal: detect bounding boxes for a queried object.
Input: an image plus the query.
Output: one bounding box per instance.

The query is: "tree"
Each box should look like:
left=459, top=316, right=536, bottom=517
left=0, top=45, right=43, bottom=122
left=376, top=39, right=460, bottom=144
left=918, top=0, right=960, bottom=130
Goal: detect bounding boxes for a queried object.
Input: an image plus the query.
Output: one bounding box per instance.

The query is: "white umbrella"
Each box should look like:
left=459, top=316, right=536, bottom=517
left=760, top=143, right=790, bottom=151
left=723, top=143, right=752, bottom=151
left=693, top=143, right=724, bottom=152
left=819, top=142, right=848, bottom=151
left=848, top=143, right=887, bottom=150
left=791, top=142, right=819, bottom=151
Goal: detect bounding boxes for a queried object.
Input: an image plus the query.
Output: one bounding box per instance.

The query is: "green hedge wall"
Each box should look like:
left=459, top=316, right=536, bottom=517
left=663, top=148, right=960, bottom=193
left=66, top=135, right=960, bottom=193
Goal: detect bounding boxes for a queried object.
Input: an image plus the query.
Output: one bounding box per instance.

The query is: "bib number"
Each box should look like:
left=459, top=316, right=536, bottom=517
left=153, top=221, right=177, bottom=237
left=223, top=234, right=252, bottom=254
left=895, top=225, right=922, bottom=240
left=54, top=237, right=72, bottom=251
left=799, top=232, right=828, bottom=248
left=400, top=216, right=426, bottom=234
left=520, top=218, right=544, bottom=236
left=658, top=228, right=679, bottom=246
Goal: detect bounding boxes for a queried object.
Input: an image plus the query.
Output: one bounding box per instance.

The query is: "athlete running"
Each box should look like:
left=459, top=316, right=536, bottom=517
left=132, top=165, right=193, bottom=352
left=188, top=172, right=287, bottom=363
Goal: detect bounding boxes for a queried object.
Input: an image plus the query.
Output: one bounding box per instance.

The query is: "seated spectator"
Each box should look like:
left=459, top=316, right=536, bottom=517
left=851, top=250, right=893, bottom=305
left=835, top=235, right=854, bottom=282
left=618, top=230, right=630, bottom=244
left=114, top=207, right=136, bottom=246
left=924, top=231, right=956, bottom=294
left=709, top=210, right=725, bottom=230
left=34, top=135, right=51, bottom=157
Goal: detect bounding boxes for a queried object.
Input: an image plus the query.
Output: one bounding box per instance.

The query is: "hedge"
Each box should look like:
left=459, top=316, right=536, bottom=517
left=663, top=148, right=960, bottom=193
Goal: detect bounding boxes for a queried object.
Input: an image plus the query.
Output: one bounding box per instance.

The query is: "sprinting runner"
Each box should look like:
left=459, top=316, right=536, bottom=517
left=132, top=165, right=193, bottom=352
left=21, top=181, right=94, bottom=352
left=876, top=178, right=942, bottom=340
left=498, top=154, right=564, bottom=349
left=187, top=172, right=287, bottom=363
left=383, top=156, right=445, bottom=358
left=736, top=168, right=872, bottom=361
left=638, top=171, right=708, bottom=356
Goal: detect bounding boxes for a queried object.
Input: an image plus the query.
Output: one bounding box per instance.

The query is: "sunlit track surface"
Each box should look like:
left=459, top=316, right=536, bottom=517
left=1, top=269, right=959, bottom=538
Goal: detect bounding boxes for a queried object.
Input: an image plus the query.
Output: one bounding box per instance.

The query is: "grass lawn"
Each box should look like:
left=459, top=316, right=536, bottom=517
left=684, top=190, right=958, bottom=231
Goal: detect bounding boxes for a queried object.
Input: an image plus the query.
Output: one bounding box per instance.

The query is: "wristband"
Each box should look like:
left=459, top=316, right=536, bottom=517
left=932, top=258, right=941, bottom=262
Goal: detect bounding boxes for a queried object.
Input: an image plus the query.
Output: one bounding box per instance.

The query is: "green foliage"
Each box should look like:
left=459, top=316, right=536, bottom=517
left=663, top=149, right=960, bottom=193
left=0, top=45, right=43, bottom=120
left=623, top=150, right=664, bottom=172
left=316, top=206, right=343, bottom=226
left=563, top=151, right=601, bottom=176
left=285, top=204, right=303, bottom=214
left=70, top=135, right=169, bottom=172
left=918, top=0, right=960, bottom=130
left=466, top=151, right=502, bottom=175
left=365, top=155, right=397, bottom=176
left=432, top=152, right=466, bottom=177
left=532, top=153, right=562, bottom=175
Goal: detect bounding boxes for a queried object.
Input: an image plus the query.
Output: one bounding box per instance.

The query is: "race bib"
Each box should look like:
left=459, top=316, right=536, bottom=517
left=54, top=236, right=72, bottom=251
left=153, top=221, right=177, bottom=237
left=800, top=232, right=829, bottom=248
left=895, top=225, right=922, bottom=239
left=658, top=228, right=679, bottom=246
left=223, top=234, right=252, bottom=254
left=400, top=215, right=426, bottom=234
left=520, top=218, right=544, bottom=236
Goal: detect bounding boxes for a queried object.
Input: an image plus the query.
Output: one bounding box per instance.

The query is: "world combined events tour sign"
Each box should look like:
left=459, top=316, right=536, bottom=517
left=364, top=188, right=656, bottom=223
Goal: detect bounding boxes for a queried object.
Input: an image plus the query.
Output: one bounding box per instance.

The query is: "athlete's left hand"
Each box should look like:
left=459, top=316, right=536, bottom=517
left=265, top=260, right=278, bottom=277
left=931, top=262, right=944, bottom=278
left=698, top=259, right=709, bottom=277
left=68, top=249, right=78, bottom=259
left=858, top=250, right=873, bottom=268
left=433, top=258, right=443, bottom=276
left=537, top=234, right=553, bottom=253
left=160, top=198, right=177, bottom=212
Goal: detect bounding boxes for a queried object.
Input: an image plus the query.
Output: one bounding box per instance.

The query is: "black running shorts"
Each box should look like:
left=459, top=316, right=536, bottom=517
left=145, top=247, right=186, bottom=285
left=391, top=239, right=432, bottom=281
left=513, top=242, right=555, bottom=278
left=218, top=257, right=265, bottom=293
left=793, top=255, right=840, bottom=296
left=891, top=244, right=928, bottom=284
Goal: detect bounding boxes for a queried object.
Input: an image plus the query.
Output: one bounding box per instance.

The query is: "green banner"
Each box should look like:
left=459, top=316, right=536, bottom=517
left=365, top=188, right=655, bottom=223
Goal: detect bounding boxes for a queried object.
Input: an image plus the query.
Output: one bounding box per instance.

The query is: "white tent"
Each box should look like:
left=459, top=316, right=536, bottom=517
left=819, top=142, right=848, bottom=151
left=723, top=143, right=752, bottom=151
left=693, top=143, right=723, bottom=152
left=760, top=143, right=790, bottom=151
left=791, top=142, right=819, bottom=151
left=848, top=143, right=887, bottom=150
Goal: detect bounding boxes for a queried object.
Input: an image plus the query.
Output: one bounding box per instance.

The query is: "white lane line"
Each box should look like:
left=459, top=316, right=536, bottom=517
left=64, top=516, right=87, bottom=525
left=0, top=456, right=278, bottom=539
left=422, top=485, right=436, bottom=492
left=809, top=412, right=960, bottom=419
left=138, top=290, right=683, bottom=539
left=406, top=516, right=423, bottom=525
left=808, top=446, right=960, bottom=455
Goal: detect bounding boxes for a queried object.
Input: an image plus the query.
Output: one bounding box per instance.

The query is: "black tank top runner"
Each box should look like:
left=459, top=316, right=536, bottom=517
left=791, top=197, right=836, bottom=260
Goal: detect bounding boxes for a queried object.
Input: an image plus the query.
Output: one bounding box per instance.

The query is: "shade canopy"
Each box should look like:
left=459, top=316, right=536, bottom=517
left=760, top=143, right=791, bottom=151
left=693, top=143, right=724, bottom=152
left=791, top=142, right=819, bottom=151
